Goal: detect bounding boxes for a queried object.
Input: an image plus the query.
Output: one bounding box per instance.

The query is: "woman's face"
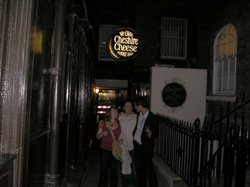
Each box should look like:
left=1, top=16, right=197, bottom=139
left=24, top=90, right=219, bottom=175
left=111, top=108, right=118, bottom=118
left=123, top=102, right=133, bottom=114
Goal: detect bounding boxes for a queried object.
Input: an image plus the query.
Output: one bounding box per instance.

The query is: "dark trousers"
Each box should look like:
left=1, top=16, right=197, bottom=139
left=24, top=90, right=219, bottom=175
left=133, top=141, right=157, bottom=187
left=99, top=149, right=118, bottom=187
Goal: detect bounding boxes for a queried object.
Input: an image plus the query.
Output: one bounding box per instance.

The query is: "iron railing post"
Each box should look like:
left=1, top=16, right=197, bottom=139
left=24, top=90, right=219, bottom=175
left=192, top=118, right=200, bottom=187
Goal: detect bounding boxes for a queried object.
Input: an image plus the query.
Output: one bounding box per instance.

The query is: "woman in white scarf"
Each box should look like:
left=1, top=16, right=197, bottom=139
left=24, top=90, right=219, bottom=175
left=118, top=100, right=137, bottom=187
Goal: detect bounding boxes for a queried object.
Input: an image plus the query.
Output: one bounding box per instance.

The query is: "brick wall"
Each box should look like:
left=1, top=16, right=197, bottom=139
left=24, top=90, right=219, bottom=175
left=134, top=0, right=250, bottom=123
left=134, top=0, right=197, bottom=68
left=195, top=0, right=250, bottom=123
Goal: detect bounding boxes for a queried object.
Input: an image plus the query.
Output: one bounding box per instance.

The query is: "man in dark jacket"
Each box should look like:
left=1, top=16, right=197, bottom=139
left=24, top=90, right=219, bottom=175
left=133, top=97, right=159, bottom=187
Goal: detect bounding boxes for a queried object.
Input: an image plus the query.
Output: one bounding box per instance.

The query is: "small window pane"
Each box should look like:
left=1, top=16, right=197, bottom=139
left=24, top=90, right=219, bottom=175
left=223, top=60, right=229, bottom=75
left=229, top=60, right=235, bottom=74
left=229, top=75, right=235, bottom=90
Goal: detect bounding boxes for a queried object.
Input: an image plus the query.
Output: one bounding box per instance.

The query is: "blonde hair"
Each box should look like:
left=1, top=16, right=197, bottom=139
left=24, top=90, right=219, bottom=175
left=103, top=106, right=117, bottom=121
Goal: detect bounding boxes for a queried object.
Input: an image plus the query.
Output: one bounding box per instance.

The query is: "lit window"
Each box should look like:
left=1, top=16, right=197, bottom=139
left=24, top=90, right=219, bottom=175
left=213, top=24, right=237, bottom=96
left=161, top=17, right=187, bottom=60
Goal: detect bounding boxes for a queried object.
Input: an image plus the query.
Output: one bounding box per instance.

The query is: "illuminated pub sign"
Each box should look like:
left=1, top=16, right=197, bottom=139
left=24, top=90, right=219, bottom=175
left=107, top=27, right=140, bottom=61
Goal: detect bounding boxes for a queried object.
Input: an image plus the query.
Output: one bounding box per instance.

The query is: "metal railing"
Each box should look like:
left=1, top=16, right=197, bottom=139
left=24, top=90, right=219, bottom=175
left=155, top=94, right=250, bottom=187
left=155, top=115, right=200, bottom=186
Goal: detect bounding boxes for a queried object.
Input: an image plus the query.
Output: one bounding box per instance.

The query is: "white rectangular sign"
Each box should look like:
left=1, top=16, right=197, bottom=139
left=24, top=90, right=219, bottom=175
left=150, top=67, right=207, bottom=125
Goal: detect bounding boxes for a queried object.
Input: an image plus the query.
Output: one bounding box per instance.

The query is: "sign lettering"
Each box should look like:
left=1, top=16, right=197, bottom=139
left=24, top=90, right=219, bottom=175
left=107, top=27, right=140, bottom=61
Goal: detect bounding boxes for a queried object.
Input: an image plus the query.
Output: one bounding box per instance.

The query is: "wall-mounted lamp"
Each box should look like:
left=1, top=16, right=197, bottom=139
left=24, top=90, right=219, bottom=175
left=94, top=88, right=100, bottom=94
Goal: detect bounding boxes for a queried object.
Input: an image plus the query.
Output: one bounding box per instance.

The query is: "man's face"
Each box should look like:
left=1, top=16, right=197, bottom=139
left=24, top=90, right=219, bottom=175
left=134, top=103, right=141, bottom=113
left=123, top=102, right=133, bottom=114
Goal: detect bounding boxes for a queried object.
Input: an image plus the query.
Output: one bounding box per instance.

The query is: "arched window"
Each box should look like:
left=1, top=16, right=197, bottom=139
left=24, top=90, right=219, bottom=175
left=213, top=24, right=237, bottom=96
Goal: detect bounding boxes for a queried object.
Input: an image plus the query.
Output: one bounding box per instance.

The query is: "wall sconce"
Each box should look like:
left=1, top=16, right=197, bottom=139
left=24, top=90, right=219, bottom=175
left=94, top=88, right=100, bottom=94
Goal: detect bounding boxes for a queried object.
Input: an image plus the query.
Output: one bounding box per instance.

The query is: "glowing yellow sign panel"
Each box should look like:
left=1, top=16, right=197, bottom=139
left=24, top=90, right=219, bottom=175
left=107, top=27, right=140, bottom=61
left=31, top=31, right=43, bottom=54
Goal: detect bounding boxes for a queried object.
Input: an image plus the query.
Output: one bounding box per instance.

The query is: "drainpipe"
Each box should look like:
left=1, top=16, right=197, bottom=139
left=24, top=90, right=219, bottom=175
left=64, top=11, right=75, bottom=172
left=45, top=0, right=65, bottom=186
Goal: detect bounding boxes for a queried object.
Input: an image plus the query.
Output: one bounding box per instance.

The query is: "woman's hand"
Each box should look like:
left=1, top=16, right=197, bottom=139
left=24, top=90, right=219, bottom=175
left=105, top=121, right=111, bottom=127
left=96, top=128, right=109, bottom=139
left=102, top=130, right=109, bottom=136
left=98, top=120, right=105, bottom=128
